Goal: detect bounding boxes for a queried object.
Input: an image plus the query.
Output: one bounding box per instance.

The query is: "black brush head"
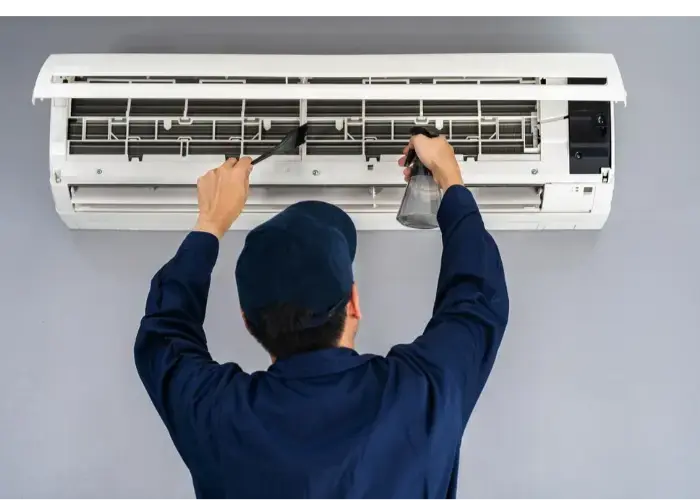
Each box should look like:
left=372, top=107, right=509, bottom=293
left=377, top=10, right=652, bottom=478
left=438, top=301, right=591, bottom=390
left=294, top=123, right=309, bottom=147
left=277, top=123, right=308, bottom=152
left=251, top=123, right=309, bottom=165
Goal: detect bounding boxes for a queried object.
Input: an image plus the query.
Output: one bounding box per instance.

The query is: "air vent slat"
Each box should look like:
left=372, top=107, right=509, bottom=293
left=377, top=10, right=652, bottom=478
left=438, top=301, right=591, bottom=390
left=70, top=99, right=128, bottom=117
left=130, top=99, right=185, bottom=116
left=307, top=100, right=363, bottom=117
left=365, top=100, right=420, bottom=116
left=188, top=100, right=243, bottom=116
left=70, top=185, right=543, bottom=213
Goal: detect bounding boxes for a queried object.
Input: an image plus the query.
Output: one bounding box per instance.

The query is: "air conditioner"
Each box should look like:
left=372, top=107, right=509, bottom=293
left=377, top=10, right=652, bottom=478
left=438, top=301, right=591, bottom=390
left=32, top=53, right=626, bottom=231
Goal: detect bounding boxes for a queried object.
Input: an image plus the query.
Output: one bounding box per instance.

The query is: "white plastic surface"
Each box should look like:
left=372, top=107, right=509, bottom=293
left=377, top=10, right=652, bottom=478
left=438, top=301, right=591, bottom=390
left=33, top=53, right=627, bottom=103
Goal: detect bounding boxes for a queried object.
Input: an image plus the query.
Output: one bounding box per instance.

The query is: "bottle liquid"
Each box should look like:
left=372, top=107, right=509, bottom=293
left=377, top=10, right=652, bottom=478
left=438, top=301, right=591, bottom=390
left=396, top=126, right=442, bottom=229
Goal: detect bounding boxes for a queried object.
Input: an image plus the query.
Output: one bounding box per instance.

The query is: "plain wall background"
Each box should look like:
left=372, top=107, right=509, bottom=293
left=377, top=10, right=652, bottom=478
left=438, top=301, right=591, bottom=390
left=1, top=17, right=699, bottom=498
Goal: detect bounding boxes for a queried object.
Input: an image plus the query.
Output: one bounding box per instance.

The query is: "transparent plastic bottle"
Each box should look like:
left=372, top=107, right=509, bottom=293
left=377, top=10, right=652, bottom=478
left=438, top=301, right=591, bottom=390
left=396, top=162, right=442, bottom=229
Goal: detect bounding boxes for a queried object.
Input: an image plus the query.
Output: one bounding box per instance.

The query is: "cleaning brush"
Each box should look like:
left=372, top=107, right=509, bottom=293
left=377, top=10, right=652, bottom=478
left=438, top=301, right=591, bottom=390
left=251, top=123, right=309, bottom=165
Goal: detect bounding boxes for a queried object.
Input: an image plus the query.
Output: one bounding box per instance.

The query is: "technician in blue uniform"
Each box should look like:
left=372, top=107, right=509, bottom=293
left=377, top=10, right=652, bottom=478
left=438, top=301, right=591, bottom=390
left=134, top=134, right=509, bottom=498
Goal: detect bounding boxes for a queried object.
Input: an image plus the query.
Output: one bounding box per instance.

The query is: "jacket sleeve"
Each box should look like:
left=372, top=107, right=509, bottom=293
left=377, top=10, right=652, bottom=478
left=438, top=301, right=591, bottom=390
left=134, top=231, right=241, bottom=459
left=388, top=185, right=509, bottom=414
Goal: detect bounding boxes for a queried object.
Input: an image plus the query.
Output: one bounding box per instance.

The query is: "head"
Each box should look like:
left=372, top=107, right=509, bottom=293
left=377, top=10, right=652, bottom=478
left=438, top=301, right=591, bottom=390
left=235, top=201, right=361, bottom=361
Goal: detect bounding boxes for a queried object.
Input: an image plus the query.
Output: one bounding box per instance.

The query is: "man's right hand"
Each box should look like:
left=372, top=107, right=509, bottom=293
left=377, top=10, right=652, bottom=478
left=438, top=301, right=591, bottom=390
left=194, top=157, right=253, bottom=239
left=399, top=135, right=464, bottom=191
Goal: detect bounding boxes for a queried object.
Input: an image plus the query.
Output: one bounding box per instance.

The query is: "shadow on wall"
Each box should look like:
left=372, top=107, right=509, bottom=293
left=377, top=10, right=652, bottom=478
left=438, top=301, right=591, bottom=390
left=112, top=33, right=575, bottom=54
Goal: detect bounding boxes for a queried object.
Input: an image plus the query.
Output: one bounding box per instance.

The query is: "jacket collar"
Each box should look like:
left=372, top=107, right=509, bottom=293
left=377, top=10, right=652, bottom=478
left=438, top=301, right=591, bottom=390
left=267, top=347, right=376, bottom=379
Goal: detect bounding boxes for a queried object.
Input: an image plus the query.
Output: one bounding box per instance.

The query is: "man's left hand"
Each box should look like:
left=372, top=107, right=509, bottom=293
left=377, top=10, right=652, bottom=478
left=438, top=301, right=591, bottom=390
left=194, top=157, right=253, bottom=239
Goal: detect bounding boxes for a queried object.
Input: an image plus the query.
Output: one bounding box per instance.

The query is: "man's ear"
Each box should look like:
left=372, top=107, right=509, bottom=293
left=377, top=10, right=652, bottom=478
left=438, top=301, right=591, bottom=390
left=347, top=283, right=362, bottom=321
left=241, top=310, right=252, bottom=332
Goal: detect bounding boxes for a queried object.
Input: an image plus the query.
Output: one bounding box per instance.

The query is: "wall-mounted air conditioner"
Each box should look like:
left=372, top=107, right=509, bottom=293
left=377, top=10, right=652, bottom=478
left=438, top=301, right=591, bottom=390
left=32, top=53, right=626, bottom=231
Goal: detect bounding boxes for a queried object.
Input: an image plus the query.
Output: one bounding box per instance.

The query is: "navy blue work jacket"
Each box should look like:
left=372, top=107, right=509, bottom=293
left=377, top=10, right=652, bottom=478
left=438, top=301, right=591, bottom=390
left=134, top=185, right=509, bottom=498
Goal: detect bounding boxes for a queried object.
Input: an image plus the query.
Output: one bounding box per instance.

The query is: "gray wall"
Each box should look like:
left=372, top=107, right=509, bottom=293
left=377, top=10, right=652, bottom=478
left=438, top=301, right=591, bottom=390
left=1, top=17, right=698, bottom=498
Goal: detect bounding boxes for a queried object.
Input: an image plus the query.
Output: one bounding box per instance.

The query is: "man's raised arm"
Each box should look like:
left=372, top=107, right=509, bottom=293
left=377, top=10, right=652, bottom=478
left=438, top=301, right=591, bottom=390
left=388, top=136, right=509, bottom=411
left=134, top=157, right=252, bottom=445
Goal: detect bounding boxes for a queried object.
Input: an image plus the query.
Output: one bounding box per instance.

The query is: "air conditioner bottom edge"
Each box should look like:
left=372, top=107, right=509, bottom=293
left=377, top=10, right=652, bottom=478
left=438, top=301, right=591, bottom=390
left=55, top=211, right=610, bottom=232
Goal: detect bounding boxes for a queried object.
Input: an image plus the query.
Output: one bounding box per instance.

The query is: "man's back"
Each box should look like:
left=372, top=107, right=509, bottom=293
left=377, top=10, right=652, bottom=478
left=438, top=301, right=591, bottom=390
left=188, top=348, right=468, bottom=498
left=134, top=145, right=509, bottom=498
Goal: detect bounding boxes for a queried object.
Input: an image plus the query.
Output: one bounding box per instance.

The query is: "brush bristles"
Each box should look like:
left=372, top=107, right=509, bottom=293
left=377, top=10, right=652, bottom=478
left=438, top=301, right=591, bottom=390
left=295, top=123, right=309, bottom=147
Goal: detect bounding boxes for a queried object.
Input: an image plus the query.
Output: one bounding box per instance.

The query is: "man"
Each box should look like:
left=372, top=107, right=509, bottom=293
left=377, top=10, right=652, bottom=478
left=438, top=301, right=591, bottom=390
left=134, top=134, right=509, bottom=498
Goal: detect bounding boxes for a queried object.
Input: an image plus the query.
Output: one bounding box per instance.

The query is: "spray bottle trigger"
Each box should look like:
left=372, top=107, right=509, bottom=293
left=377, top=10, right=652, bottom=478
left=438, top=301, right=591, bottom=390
left=404, top=125, right=442, bottom=170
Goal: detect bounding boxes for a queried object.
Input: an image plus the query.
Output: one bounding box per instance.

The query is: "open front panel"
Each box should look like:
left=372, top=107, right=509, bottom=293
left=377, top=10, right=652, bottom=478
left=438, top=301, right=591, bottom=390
left=33, top=54, right=627, bottom=103
left=66, top=90, right=539, bottom=160
left=69, top=185, right=544, bottom=213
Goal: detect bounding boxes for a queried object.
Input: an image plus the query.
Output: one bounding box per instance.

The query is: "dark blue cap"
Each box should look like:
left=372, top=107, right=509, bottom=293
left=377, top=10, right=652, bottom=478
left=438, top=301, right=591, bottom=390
left=235, top=201, right=357, bottom=329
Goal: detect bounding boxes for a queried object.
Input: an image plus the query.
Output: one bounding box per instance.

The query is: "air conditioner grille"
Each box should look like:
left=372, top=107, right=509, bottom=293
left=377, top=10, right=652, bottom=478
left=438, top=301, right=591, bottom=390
left=66, top=95, right=539, bottom=160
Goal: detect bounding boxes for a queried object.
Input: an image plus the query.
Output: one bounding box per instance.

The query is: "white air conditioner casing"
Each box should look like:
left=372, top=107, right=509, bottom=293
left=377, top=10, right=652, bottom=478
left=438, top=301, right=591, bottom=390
left=32, top=53, right=626, bottom=231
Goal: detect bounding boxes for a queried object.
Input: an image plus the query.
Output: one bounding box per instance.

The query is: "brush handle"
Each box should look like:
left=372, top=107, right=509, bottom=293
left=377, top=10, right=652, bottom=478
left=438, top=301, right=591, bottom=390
left=247, top=124, right=308, bottom=165
left=251, top=136, right=292, bottom=165
left=251, top=148, right=276, bottom=166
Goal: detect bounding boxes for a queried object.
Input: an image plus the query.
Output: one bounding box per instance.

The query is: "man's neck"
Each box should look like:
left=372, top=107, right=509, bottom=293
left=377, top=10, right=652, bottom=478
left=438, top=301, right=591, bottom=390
left=268, top=335, right=355, bottom=364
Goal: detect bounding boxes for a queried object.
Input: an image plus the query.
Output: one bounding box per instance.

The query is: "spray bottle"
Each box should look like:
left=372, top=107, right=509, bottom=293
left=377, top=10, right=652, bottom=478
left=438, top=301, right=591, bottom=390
left=396, top=125, right=443, bottom=229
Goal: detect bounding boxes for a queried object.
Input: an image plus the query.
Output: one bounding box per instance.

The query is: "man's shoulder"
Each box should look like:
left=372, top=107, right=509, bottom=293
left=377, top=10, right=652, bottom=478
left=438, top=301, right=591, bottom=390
left=219, top=353, right=424, bottom=384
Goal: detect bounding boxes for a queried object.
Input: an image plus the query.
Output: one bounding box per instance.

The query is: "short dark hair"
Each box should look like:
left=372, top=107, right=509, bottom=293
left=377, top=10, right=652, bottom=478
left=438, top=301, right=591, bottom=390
left=246, top=302, right=347, bottom=359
